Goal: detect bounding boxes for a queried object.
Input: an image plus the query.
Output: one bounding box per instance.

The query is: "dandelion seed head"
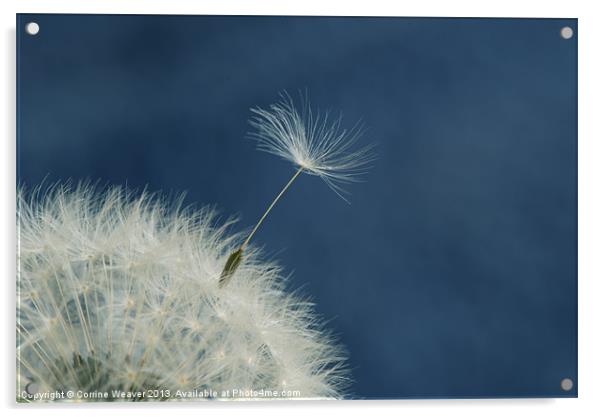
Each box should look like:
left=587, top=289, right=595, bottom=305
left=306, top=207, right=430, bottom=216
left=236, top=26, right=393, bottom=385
left=17, top=183, right=349, bottom=401
left=249, top=92, right=376, bottom=201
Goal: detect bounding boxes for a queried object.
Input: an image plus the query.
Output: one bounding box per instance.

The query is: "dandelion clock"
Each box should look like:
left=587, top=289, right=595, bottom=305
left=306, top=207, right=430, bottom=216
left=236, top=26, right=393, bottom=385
left=17, top=14, right=577, bottom=402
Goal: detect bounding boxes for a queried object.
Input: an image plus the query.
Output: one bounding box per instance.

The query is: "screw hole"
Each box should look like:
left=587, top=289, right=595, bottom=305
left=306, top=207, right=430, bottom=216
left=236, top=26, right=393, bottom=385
left=560, top=378, right=574, bottom=391
left=25, top=22, right=40, bottom=36
left=25, top=381, right=39, bottom=395
left=560, top=26, right=573, bottom=40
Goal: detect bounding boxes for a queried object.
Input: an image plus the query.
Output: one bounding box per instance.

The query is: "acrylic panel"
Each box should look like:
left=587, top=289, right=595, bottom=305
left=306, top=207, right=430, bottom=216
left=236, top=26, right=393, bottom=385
left=16, top=14, right=578, bottom=401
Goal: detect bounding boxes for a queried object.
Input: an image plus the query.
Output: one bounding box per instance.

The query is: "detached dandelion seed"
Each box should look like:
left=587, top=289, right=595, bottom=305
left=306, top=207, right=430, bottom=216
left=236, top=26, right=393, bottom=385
left=219, top=93, right=375, bottom=287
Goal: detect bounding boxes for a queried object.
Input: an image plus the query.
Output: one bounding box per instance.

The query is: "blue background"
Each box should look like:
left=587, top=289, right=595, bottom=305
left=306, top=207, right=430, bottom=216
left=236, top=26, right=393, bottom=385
left=17, top=14, right=577, bottom=398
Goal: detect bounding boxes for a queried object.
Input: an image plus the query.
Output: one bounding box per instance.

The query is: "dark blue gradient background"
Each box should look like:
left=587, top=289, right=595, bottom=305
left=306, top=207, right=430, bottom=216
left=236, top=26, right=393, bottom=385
left=17, top=14, right=577, bottom=399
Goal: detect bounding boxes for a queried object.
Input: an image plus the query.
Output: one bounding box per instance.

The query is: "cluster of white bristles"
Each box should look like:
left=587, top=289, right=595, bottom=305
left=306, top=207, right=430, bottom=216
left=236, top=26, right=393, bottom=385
left=249, top=92, right=375, bottom=201
left=17, top=184, right=348, bottom=401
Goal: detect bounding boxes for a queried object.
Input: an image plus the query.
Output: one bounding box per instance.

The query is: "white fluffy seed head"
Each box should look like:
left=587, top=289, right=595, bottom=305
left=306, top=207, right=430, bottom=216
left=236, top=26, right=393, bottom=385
left=17, top=183, right=349, bottom=401
left=249, top=92, right=376, bottom=201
